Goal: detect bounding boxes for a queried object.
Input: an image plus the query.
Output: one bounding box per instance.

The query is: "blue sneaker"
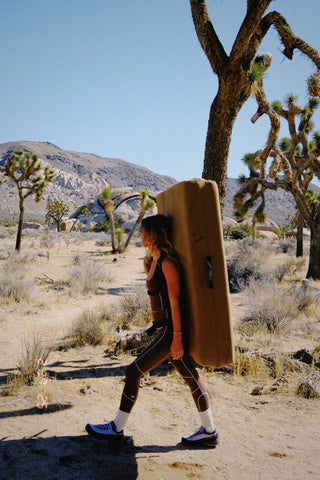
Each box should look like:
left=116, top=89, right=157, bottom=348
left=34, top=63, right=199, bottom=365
left=85, top=420, right=124, bottom=439
left=182, top=426, right=220, bottom=447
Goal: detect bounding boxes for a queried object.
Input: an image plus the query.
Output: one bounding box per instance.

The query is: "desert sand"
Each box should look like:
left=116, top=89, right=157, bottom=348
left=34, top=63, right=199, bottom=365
left=0, top=230, right=319, bottom=480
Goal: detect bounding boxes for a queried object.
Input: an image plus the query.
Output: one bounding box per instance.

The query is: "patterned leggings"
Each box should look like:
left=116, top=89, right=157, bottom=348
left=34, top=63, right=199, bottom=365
left=119, top=324, right=210, bottom=413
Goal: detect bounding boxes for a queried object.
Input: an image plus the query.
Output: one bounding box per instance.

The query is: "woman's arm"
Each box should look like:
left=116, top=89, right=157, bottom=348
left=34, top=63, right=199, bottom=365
left=162, top=258, right=184, bottom=360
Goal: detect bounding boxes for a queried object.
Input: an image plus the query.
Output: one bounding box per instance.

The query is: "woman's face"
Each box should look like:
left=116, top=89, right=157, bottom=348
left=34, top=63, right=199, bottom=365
left=139, top=228, right=150, bottom=248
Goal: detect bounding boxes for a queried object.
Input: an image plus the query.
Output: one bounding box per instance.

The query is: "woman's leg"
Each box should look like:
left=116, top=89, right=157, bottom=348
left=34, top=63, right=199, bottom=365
left=119, top=325, right=172, bottom=414
left=170, top=354, right=216, bottom=435
left=86, top=326, right=173, bottom=437
left=170, top=354, right=210, bottom=412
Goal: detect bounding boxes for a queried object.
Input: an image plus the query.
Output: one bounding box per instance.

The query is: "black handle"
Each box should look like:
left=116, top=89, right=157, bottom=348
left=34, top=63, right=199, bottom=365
left=206, top=256, right=214, bottom=289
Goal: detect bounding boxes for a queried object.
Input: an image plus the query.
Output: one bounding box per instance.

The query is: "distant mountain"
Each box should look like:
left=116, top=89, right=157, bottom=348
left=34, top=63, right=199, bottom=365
left=0, top=141, right=176, bottom=221
left=0, top=141, right=317, bottom=225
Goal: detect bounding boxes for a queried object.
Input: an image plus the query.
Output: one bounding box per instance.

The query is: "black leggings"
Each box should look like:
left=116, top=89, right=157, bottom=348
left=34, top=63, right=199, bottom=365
left=119, top=324, right=210, bottom=413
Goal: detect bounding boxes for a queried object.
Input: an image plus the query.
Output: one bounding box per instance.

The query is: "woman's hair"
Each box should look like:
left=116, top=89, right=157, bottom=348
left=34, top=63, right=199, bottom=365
left=140, top=214, right=177, bottom=258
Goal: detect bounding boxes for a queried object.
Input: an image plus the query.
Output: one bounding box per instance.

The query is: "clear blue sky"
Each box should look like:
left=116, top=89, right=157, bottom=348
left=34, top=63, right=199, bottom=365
left=0, top=0, right=319, bottom=182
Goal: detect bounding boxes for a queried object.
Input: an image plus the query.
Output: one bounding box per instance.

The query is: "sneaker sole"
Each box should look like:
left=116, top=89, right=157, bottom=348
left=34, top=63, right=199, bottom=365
left=181, top=435, right=220, bottom=448
left=85, top=423, right=124, bottom=440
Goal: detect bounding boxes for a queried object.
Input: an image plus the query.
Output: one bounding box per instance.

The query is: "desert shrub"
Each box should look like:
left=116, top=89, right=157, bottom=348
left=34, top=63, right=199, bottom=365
left=40, top=231, right=56, bottom=260
left=240, top=278, right=297, bottom=333
left=272, top=256, right=305, bottom=281
left=227, top=238, right=272, bottom=292
left=6, top=335, right=52, bottom=393
left=233, top=348, right=270, bottom=379
left=68, top=257, right=113, bottom=295
left=297, top=372, right=320, bottom=398
left=233, top=347, right=308, bottom=382
left=288, top=279, right=320, bottom=315
left=278, top=239, right=295, bottom=254
left=94, top=232, right=110, bottom=246
left=226, top=222, right=253, bottom=240
left=104, top=287, right=153, bottom=356
left=67, top=288, right=153, bottom=353
left=0, top=226, right=11, bottom=239
left=0, top=256, right=35, bottom=303
left=91, top=220, right=110, bottom=233
left=114, top=287, right=152, bottom=330
left=69, top=309, right=110, bottom=346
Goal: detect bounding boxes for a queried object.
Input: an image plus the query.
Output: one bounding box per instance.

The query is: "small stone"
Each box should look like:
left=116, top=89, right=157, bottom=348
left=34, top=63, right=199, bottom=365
left=251, top=386, right=264, bottom=395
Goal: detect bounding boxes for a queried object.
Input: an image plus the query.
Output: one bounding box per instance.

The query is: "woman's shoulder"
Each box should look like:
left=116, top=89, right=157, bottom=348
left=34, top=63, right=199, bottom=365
left=161, top=256, right=180, bottom=274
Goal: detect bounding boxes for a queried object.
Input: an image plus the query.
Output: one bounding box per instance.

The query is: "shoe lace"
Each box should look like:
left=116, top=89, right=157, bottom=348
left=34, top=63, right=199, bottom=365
left=96, top=420, right=112, bottom=430
left=192, top=426, right=206, bottom=437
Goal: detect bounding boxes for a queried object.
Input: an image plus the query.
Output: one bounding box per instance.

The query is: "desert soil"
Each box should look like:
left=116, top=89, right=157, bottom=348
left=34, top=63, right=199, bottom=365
left=0, top=231, right=319, bottom=480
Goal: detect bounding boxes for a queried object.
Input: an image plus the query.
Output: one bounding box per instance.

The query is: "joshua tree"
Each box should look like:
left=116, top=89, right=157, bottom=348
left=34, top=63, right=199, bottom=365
left=3, top=150, right=55, bottom=251
left=46, top=199, right=70, bottom=231
left=100, top=188, right=155, bottom=253
left=190, top=0, right=320, bottom=210
left=122, top=189, right=155, bottom=252
left=101, top=187, right=117, bottom=252
left=233, top=66, right=320, bottom=279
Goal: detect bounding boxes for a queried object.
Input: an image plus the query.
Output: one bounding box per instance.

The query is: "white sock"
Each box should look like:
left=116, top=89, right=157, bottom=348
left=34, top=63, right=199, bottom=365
left=199, top=408, right=215, bottom=433
left=113, top=409, right=130, bottom=432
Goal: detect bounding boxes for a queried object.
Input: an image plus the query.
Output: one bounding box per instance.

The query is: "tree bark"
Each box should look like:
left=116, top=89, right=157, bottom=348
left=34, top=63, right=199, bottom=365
left=202, top=87, right=247, bottom=211
left=16, top=198, right=24, bottom=251
left=296, top=212, right=303, bottom=257
left=306, top=223, right=320, bottom=279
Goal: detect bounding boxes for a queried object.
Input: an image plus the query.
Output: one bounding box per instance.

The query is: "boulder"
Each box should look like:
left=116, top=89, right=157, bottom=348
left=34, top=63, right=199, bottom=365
left=257, top=230, right=279, bottom=240
left=223, top=217, right=239, bottom=228
left=22, top=222, right=42, bottom=230
left=60, top=219, right=77, bottom=231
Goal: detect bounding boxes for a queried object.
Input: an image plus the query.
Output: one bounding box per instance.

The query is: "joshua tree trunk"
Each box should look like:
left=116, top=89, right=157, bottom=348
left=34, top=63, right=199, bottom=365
left=202, top=91, right=244, bottom=208
left=108, top=213, right=116, bottom=253
left=16, top=196, right=24, bottom=251
left=306, top=219, right=320, bottom=279
left=296, top=213, right=303, bottom=258
left=104, top=200, right=117, bottom=253
left=123, top=209, right=146, bottom=252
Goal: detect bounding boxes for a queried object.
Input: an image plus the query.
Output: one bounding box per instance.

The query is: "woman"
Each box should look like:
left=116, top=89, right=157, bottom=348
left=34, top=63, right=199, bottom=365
left=86, top=214, right=219, bottom=446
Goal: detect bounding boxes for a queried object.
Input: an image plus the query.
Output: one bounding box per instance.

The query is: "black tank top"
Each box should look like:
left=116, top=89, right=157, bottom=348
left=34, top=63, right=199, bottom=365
left=146, top=255, right=172, bottom=322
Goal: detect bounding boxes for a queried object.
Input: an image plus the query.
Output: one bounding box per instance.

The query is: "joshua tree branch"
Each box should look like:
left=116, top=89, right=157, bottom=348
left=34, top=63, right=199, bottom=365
left=190, top=0, right=228, bottom=74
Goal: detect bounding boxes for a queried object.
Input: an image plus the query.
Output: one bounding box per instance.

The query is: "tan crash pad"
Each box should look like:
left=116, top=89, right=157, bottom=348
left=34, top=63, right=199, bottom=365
left=157, top=178, right=233, bottom=367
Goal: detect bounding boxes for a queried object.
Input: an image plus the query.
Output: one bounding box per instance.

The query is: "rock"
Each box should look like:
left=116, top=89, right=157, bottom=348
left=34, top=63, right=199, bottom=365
left=293, top=349, right=315, bottom=366
left=223, top=217, right=239, bottom=228
left=22, top=222, right=42, bottom=229
left=251, top=386, right=264, bottom=395
left=257, top=230, right=279, bottom=240
left=256, top=219, right=279, bottom=232
left=60, top=219, right=77, bottom=231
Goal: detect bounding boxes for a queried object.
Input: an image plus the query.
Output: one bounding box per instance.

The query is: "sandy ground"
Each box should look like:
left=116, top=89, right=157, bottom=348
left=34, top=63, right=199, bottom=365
left=0, top=231, right=320, bottom=480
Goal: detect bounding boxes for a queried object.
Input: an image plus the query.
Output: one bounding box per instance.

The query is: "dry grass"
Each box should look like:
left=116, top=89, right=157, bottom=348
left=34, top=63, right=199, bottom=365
left=240, top=279, right=297, bottom=333
left=66, top=287, right=152, bottom=353
left=67, top=257, right=113, bottom=295
left=297, top=372, right=320, bottom=398
left=114, top=286, right=152, bottom=330
left=0, top=254, right=35, bottom=304
left=6, top=334, right=52, bottom=395
left=226, top=237, right=306, bottom=293
left=68, top=308, right=110, bottom=346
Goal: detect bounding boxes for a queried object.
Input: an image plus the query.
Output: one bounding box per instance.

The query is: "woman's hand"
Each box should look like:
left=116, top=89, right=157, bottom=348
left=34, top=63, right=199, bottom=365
left=171, top=335, right=184, bottom=360
left=143, top=256, right=153, bottom=274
